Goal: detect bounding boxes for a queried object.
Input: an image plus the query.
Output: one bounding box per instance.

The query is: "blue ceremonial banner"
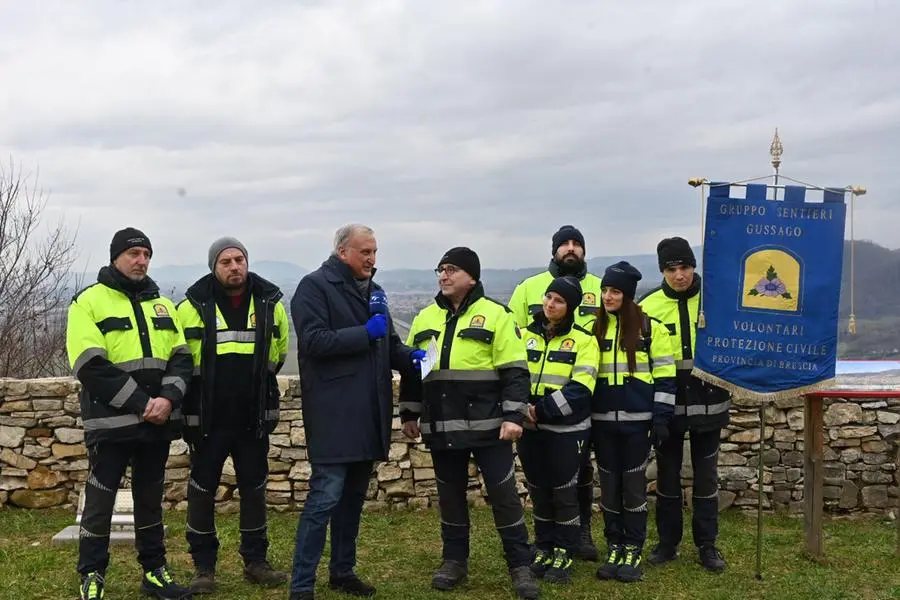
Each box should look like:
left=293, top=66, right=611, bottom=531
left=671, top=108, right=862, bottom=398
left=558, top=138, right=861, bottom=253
left=693, top=182, right=847, bottom=400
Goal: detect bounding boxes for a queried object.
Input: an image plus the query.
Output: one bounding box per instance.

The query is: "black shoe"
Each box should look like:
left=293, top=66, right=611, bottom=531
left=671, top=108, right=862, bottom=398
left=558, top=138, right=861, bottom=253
left=595, top=544, right=623, bottom=580
left=698, top=545, right=726, bottom=573
left=329, top=573, right=376, bottom=597
left=529, top=548, right=552, bottom=578
left=140, top=566, right=192, bottom=599
left=616, top=545, right=643, bottom=582
left=542, top=548, right=573, bottom=585
left=289, top=593, right=315, bottom=600
left=80, top=572, right=105, bottom=600
left=576, top=520, right=599, bottom=562
left=509, top=565, right=540, bottom=599
left=244, top=561, right=288, bottom=587
left=189, top=568, right=216, bottom=594
left=432, top=560, right=468, bottom=591
left=648, top=543, right=678, bottom=566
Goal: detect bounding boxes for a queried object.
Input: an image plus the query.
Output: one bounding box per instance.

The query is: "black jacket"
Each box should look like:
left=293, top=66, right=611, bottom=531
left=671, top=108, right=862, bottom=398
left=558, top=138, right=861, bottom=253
left=181, top=272, right=284, bottom=441
left=291, top=256, right=415, bottom=463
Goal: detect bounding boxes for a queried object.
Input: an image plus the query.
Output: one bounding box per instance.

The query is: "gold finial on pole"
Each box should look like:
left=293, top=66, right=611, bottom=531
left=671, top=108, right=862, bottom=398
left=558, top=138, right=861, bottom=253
left=770, top=129, right=783, bottom=200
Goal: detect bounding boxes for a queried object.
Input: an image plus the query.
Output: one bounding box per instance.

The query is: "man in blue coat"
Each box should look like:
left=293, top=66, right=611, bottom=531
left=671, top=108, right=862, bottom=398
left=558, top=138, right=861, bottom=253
left=288, top=224, right=423, bottom=600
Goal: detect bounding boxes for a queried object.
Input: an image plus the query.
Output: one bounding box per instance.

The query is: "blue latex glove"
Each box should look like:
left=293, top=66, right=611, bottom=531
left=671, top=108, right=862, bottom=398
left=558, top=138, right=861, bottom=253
left=365, top=314, right=388, bottom=340
left=410, top=349, right=427, bottom=370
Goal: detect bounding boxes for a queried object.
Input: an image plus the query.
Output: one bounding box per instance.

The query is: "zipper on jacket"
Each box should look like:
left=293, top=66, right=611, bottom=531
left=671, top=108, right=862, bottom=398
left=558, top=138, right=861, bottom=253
left=533, top=335, right=552, bottom=430
left=131, top=297, right=153, bottom=358
left=613, top=317, right=620, bottom=423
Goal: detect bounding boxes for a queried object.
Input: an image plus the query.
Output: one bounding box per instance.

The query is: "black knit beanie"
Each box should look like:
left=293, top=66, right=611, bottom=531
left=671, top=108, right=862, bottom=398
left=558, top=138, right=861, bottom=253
left=545, top=276, right=582, bottom=316
left=551, top=225, right=585, bottom=256
left=110, top=227, right=152, bottom=262
left=438, top=247, right=481, bottom=281
left=657, top=237, right=696, bottom=272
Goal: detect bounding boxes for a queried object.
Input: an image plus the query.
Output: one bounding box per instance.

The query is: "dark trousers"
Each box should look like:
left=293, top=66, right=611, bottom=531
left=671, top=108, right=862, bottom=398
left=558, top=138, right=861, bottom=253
left=594, top=428, right=651, bottom=549
left=577, top=439, right=595, bottom=525
left=655, top=425, right=721, bottom=548
left=432, top=443, right=531, bottom=569
left=290, top=461, right=373, bottom=593
left=518, top=430, right=588, bottom=554
left=186, top=429, right=270, bottom=570
left=78, top=440, right=170, bottom=576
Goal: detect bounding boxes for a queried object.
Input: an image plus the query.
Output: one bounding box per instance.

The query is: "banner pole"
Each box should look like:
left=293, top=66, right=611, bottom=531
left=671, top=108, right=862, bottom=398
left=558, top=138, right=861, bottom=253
left=755, top=402, right=765, bottom=580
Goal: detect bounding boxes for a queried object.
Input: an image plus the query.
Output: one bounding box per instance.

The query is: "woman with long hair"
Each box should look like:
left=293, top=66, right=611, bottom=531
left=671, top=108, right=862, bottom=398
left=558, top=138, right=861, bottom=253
left=591, top=261, right=676, bottom=583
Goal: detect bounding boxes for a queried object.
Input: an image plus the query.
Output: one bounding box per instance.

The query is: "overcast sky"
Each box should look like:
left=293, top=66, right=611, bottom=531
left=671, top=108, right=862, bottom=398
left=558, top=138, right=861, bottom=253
left=3, top=1, right=897, bottom=272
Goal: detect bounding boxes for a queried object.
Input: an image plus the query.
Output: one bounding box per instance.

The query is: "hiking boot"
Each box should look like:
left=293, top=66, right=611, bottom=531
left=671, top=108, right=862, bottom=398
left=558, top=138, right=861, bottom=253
left=140, top=565, right=192, bottom=599
left=576, top=520, right=599, bottom=561
left=244, top=561, right=288, bottom=588
left=616, top=545, right=643, bottom=582
left=189, top=568, right=216, bottom=594
left=529, top=547, right=552, bottom=578
left=595, top=544, right=623, bottom=580
left=509, top=565, right=540, bottom=599
left=80, top=572, right=105, bottom=600
left=698, top=545, right=726, bottom=573
left=432, top=560, right=468, bottom=591
left=648, top=543, right=678, bottom=566
left=289, top=593, right=315, bottom=600
left=543, top=548, right=573, bottom=585
left=329, top=573, right=376, bottom=597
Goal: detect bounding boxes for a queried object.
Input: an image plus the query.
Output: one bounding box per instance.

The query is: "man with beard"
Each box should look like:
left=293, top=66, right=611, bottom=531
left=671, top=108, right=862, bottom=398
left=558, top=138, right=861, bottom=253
left=508, top=225, right=603, bottom=561
left=638, top=237, right=729, bottom=573
left=66, top=227, right=193, bottom=600
left=177, top=237, right=291, bottom=593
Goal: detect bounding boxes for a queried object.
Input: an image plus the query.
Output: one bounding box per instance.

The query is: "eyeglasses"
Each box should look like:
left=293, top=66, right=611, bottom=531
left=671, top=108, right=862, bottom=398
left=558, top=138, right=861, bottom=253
left=434, top=265, right=461, bottom=276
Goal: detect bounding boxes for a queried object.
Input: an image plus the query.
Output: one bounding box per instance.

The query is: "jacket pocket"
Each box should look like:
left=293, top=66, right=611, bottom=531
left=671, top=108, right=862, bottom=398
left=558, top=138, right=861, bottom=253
left=319, top=357, right=357, bottom=381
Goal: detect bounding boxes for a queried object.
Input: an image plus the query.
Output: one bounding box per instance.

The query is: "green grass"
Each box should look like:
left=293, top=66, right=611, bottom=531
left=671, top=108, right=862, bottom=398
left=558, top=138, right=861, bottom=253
left=0, top=507, right=897, bottom=600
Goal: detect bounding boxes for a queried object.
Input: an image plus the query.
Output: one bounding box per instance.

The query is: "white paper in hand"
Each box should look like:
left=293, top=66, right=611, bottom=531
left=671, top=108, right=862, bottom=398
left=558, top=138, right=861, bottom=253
left=421, top=337, right=439, bottom=379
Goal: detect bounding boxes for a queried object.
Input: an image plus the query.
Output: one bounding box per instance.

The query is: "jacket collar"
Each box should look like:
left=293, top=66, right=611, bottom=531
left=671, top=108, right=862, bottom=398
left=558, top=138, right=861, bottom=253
left=527, top=310, right=574, bottom=338
left=662, top=273, right=701, bottom=300
left=186, top=272, right=283, bottom=303
left=435, top=281, right=485, bottom=315
left=98, top=266, right=160, bottom=300
left=548, top=258, right=588, bottom=279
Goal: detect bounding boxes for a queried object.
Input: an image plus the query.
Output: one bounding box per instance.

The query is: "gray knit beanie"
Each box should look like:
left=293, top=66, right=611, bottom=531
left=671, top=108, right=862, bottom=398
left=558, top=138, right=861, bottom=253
left=208, top=237, right=248, bottom=271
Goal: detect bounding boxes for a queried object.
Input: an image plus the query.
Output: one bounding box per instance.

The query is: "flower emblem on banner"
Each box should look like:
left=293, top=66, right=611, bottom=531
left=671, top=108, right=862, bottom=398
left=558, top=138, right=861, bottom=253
left=748, top=265, right=793, bottom=300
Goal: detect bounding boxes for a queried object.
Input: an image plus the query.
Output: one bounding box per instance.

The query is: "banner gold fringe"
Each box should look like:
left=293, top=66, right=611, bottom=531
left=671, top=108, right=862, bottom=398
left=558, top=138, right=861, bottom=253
left=692, top=368, right=837, bottom=403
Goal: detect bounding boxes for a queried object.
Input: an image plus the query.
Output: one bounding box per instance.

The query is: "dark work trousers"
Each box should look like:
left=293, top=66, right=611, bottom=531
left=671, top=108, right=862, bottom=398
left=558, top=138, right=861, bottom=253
left=577, top=436, right=595, bottom=525
left=186, top=428, right=270, bottom=570
left=655, top=425, right=722, bottom=549
left=431, top=443, right=531, bottom=569
left=593, top=427, right=651, bottom=549
left=77, top=439, right=170, bottom=576
left=518, top=429, right=588, bottom=554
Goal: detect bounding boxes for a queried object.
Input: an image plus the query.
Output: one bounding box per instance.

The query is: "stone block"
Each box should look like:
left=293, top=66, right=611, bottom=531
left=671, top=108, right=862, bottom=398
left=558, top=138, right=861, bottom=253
left=824, top=403, right=863, bottom=427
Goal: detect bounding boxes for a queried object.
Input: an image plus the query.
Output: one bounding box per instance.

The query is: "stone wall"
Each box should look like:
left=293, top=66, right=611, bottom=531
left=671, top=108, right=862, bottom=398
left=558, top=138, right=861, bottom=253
left=0, top=377, right=898, bottom=515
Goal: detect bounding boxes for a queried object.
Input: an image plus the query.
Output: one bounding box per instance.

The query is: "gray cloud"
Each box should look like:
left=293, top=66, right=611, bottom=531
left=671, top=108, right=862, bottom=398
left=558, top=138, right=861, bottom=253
left=2, top=0, right=897, bottom=273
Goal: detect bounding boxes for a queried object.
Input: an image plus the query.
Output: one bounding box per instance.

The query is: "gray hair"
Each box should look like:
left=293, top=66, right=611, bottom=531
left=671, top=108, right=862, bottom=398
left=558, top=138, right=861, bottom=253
left=332, top=224, right=375, bottom=255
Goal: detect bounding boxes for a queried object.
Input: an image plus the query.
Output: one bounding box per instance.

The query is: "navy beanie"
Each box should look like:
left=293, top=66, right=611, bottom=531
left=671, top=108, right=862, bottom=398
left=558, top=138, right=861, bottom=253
left=545, top=276, right=582, bottom=316
left=551, top=225, right=585, bottom=256
left=602, top=261, right=642, bottom=300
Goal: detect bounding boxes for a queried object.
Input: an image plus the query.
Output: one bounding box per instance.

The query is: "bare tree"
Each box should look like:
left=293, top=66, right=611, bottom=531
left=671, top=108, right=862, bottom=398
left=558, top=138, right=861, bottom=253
left=0, top=159, right=80, bottom=378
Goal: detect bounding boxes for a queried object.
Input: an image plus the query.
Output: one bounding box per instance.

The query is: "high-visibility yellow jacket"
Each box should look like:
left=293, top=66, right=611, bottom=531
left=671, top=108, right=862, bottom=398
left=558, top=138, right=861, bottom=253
left=521, top=314, right=599, bottom=434
left=639, top=275, right=731, bottom=430
left=592, top=312, right=677, bottom=432
left=399, top=283, right=530, bottom=450
left=509, top=266, right=603, bottom=330
left=66, top=266, right=192, bottom=446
